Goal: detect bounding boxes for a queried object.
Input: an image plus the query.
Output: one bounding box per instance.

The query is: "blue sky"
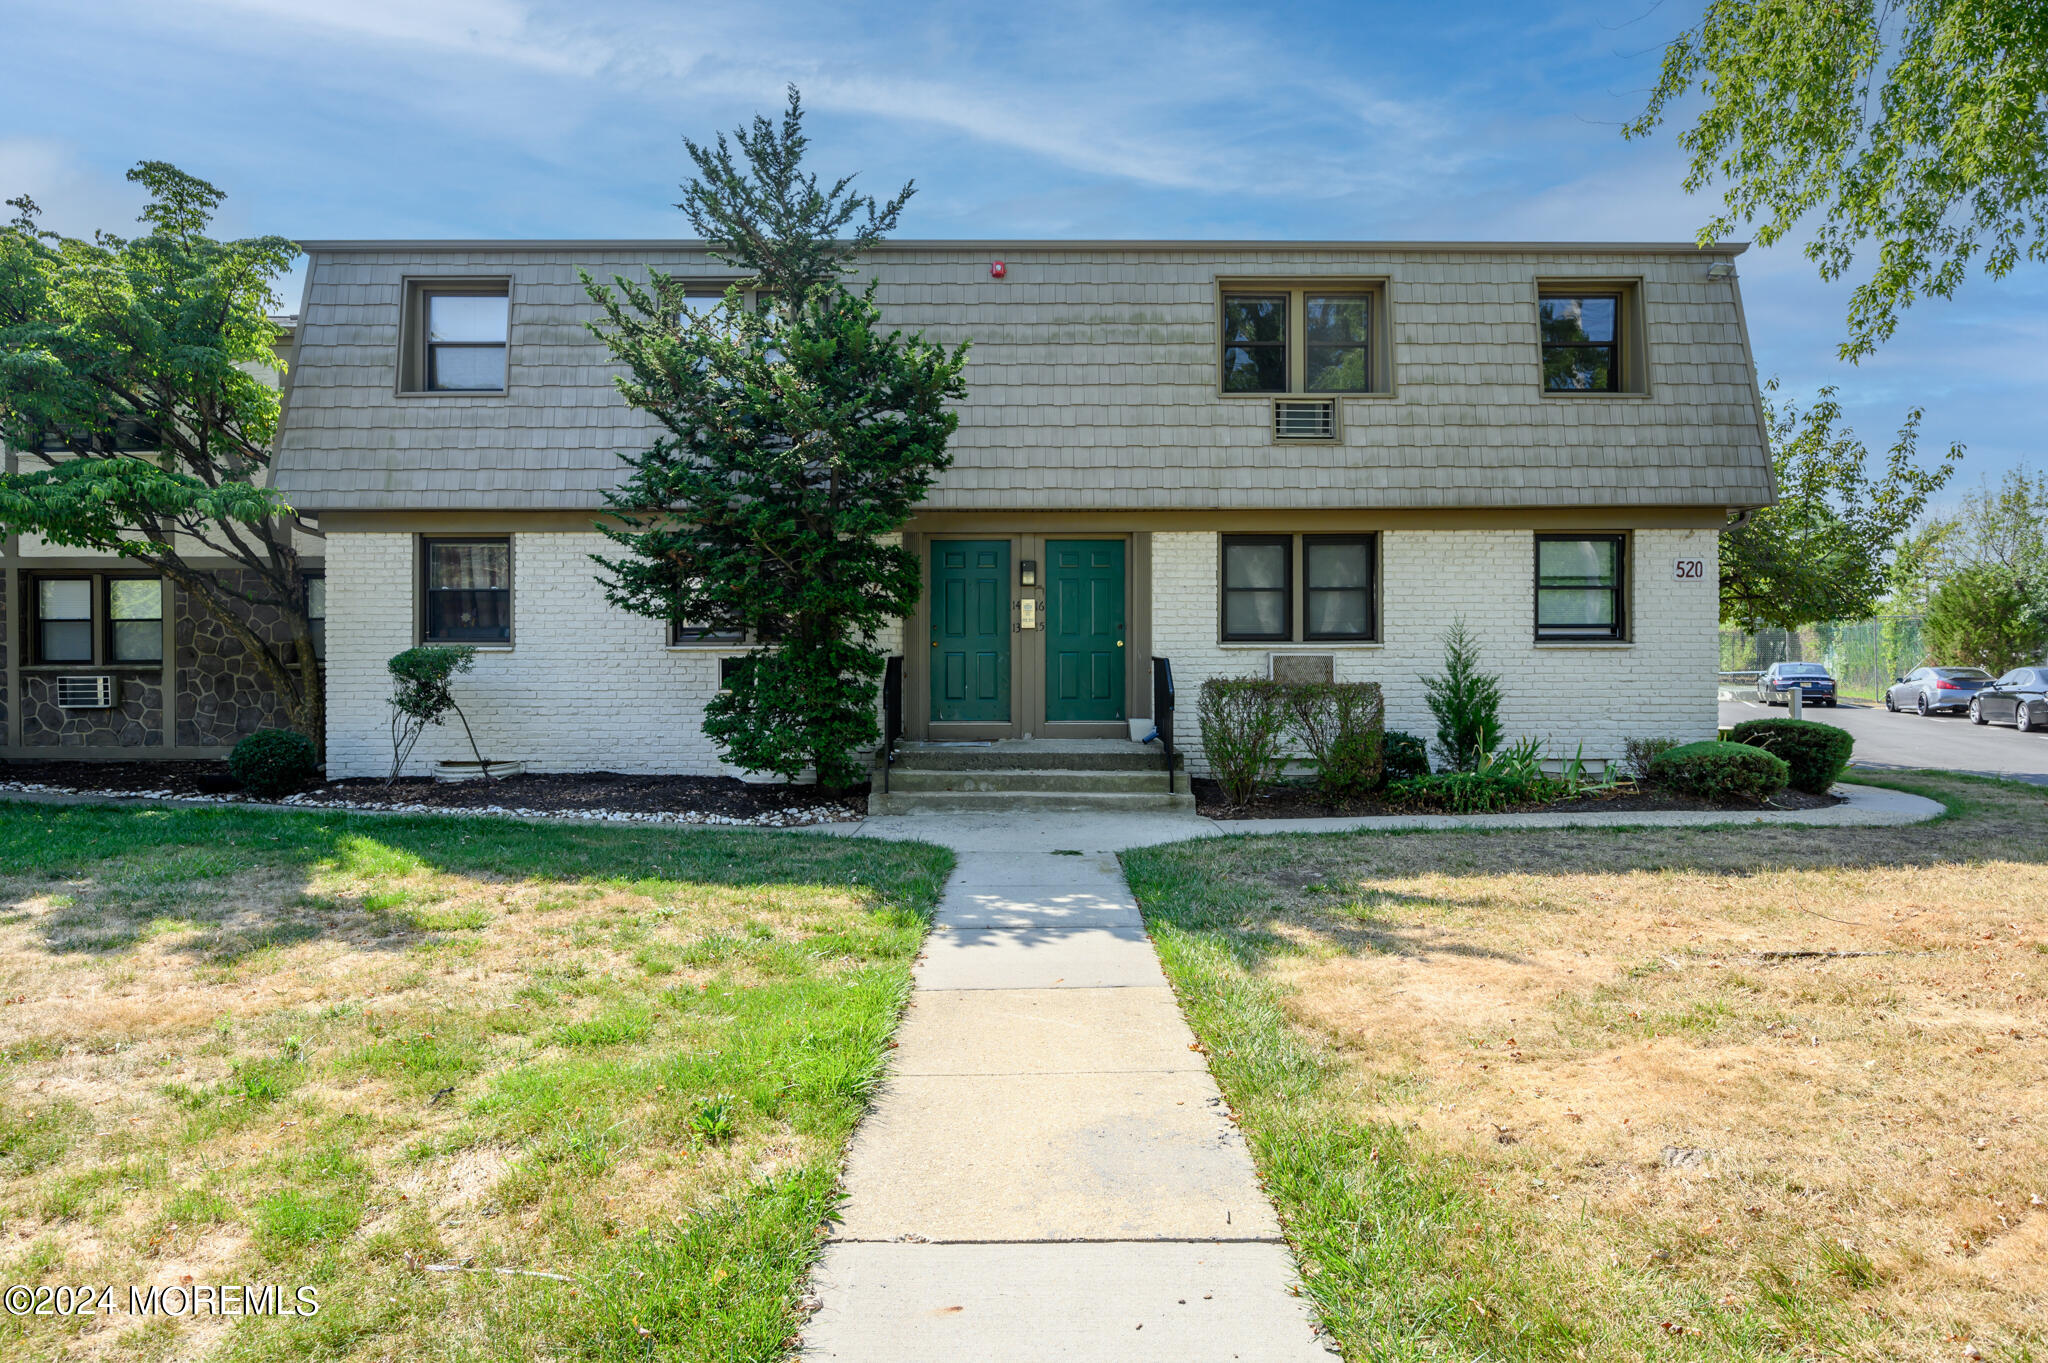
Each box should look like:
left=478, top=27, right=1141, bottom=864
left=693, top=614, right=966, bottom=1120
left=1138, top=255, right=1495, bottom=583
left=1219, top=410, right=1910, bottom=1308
left=5, top=0, right=2041, bottom=496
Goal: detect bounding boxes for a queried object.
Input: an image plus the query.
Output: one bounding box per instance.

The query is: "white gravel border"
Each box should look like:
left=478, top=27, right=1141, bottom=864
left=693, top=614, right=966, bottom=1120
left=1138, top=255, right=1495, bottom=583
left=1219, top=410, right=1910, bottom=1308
left=0, top=780, right=860, bottom=829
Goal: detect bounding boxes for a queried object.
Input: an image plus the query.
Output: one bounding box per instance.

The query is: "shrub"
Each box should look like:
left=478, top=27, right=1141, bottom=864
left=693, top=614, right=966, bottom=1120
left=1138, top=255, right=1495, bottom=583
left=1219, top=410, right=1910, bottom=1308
left=1421, top=617, right=1502, bottom=772
left=1382, top=730, right=1430, bottom=781
left=1281, top=682, right=1385, bottom=800
left=229, top=729, right=318, bottom=796
left=1385, top=737, right=1565, bottom=813
left=386, top=645, right=487, bottom=784
left=1648, top=740, right=1790, bottom=803
left=1728, top=718, right=1854, bottom=794
left=1196, top=678, right=1290, bottom=806
left=1621, top=736, right=1681, bottom=781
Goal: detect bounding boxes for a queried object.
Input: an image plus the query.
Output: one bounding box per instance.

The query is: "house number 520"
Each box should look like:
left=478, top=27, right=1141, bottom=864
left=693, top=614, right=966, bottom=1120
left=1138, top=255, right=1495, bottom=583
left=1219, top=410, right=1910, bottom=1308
left=1673, top=558, right=1707, bottom=581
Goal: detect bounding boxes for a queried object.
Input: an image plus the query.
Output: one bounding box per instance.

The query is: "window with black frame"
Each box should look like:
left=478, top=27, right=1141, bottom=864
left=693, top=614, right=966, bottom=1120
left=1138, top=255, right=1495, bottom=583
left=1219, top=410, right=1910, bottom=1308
left=107, top=579, right=163, bottom=664
left=422, top=290, right=509, bottom=392
left=422, top=539, right=511, bottom=643
left=34, top=579, right=94, bottom=663
left=1302, top=535, right=1375, bottom=640
left=1535, top=535, right=1625, bottom=640
left=1221, top=536, right=1292, bottom=641
left=303, top=573, right=326, bottom=660
left=1538, top=294, right=1620, bottom=392
left=1221, top=295, right=1288, bottom=393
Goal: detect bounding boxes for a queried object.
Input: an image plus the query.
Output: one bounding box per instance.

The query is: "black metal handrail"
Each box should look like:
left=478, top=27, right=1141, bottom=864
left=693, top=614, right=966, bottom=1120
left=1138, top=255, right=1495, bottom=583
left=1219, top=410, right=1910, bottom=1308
left=1150, top=656, right=1176, bottom=795
left=880, top=655, right=904, bottom=794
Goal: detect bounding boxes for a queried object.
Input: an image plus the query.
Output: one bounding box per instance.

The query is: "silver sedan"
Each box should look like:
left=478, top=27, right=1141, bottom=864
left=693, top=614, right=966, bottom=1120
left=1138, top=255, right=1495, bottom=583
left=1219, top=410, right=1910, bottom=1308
left=1884, top=666, right=1996, bottom=716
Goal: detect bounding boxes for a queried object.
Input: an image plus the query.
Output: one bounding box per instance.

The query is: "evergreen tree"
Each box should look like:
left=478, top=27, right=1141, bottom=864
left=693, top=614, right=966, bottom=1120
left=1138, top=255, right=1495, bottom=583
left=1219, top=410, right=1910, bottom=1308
left=584, top=89, right=967, bottom=787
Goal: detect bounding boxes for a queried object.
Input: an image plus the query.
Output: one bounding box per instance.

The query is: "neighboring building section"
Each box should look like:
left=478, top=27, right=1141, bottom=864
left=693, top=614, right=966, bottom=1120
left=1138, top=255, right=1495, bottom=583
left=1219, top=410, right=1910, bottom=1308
left=0, top=318, right=322, bottom=761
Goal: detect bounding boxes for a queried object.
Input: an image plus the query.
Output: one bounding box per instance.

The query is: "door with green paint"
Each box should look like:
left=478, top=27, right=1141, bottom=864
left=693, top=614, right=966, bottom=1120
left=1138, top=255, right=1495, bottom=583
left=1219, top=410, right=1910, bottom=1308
left=930, top=540, right=1011, bottom=723
left=1045, top=539, right=1126, bottom=723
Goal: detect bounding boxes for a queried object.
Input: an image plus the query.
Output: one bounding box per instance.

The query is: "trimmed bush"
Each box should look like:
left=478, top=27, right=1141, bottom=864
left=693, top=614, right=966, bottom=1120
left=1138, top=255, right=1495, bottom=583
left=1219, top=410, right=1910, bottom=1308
left=1648, top=740, right=1789, bottom=804
left=1281, top=682, right=1385, bottom=800
left=230, top=729, right=319, bottom=797
left=1196, top=679, right=1291, bottom=806
left=1197, top=678, right=1388, bottom=804
left=1382, top=730, right=1430, bottom=781
left=1727, top=718, right=1854, bottom=794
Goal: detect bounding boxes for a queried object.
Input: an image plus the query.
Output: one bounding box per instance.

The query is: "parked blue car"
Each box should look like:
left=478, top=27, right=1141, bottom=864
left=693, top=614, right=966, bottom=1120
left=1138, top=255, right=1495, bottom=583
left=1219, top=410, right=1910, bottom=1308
left=1754, top=662, right=1837, bottom=707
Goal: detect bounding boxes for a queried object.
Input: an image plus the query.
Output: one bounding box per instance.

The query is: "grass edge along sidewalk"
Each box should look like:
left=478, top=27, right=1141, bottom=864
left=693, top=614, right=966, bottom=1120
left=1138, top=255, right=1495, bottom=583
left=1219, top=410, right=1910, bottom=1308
left=1122, top=773, right=2048, bottom=1362
left=0, top=801, right=951, bottom=1363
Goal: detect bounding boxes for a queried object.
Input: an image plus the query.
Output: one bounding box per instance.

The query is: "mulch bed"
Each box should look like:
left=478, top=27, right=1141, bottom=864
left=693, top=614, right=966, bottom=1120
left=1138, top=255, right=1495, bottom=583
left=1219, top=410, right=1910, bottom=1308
left=1194, top=777, right=1842, bottom=820
left=0, top=760, right=867, bottom=825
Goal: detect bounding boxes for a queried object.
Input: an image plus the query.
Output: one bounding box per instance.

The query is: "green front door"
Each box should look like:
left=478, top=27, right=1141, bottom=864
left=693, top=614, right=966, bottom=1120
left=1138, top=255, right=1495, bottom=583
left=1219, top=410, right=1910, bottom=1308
left=1045, top=539, right=1126, bottom=723
left=930, top=540, right=1011, bottom=723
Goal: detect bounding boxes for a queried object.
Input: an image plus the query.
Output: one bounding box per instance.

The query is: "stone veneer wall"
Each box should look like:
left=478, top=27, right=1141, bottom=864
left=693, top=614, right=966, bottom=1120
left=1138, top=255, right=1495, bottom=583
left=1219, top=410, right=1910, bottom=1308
left=1149, top=527, right=1721, bottom=775
left=322, top=531, right=902, bottom=780
left=20, top=672, right=162, bottom=748
left=175, top=571, right=308, bottom=747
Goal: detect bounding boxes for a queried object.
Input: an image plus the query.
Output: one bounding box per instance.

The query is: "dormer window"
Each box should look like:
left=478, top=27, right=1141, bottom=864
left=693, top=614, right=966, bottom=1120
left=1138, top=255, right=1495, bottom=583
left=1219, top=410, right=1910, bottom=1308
left=399, top=279, right=510, bottom=395
left=1219, top=283, right=1383, bottom=395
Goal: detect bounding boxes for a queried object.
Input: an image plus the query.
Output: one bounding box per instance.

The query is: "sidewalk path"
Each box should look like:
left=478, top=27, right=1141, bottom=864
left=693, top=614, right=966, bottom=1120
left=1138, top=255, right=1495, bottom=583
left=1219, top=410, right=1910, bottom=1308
left=801, top=811, right=1331, bottom=1361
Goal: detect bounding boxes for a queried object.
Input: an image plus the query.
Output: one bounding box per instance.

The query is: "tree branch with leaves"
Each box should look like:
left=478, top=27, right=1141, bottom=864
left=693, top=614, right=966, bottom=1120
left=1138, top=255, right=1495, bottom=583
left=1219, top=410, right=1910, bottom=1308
left=0, top=162, right=323, bottom=750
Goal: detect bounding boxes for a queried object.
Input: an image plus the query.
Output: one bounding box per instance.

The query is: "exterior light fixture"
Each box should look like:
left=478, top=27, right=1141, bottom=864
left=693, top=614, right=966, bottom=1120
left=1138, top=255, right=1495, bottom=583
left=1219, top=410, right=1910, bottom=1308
left=1019, top=559, right=1037, bottom=586
left=1706, top=262, right=1737, bottom=281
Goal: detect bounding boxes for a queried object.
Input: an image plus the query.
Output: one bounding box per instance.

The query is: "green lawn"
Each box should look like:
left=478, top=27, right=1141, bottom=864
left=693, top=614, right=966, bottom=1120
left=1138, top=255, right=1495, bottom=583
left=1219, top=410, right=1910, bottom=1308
left=1123, top=774, right=2048, bottom=1363
left=0, top=802, right=950, bottom=1362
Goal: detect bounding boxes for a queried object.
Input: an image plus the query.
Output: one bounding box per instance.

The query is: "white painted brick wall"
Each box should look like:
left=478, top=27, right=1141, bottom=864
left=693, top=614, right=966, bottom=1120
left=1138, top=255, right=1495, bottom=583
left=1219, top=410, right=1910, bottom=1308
left=1150, top=528, right=1720, bottom=775
left=324, top=531, right=902, bottom=780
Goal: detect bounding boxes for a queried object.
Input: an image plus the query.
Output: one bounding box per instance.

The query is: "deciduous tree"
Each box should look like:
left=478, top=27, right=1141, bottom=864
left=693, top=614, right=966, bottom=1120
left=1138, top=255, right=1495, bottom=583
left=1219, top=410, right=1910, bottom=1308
left=0, top=163, right=322, bottom=747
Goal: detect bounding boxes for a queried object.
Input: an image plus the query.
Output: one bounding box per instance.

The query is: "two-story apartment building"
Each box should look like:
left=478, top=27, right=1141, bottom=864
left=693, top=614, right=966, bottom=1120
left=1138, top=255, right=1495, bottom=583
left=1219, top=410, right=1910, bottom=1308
left=270, top=239, right=1772, bottom=781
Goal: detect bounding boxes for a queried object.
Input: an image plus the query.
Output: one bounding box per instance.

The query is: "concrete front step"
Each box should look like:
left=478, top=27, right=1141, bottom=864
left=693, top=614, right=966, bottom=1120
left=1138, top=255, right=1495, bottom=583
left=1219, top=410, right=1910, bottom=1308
left=889, top=767, right=1189, bottom=795
left=868, top=789, right=1197, bottom=815
left=892, top=738, right=1168, bottom=773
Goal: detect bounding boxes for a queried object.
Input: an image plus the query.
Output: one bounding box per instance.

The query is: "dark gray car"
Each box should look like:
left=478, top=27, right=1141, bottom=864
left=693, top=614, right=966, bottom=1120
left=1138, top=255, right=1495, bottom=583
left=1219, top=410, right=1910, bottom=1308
left=1885, top=666, right=1995, bottom=715
left=1969, top=667, right=2048, bottom=732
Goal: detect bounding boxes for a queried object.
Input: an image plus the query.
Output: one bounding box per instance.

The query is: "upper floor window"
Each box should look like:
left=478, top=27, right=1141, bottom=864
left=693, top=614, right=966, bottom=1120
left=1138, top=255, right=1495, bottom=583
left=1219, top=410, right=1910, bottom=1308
left=400, top=280, right=510, bottom=394
left=1539, top=294, right=1619, bottom=392
left=1535, top=534, right=1625, bottom=641
left=1220, top=284, right=1380, bottom=395
left=422, top=538, right=511, bottom=644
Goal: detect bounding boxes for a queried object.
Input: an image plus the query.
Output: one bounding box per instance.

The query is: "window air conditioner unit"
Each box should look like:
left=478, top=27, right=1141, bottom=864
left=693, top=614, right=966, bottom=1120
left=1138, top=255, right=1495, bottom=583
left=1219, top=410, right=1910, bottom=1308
left=1268, top=653, right=1335, bottom=685
left=1273, top=398, right=1337, bottom=441
left=56, top=675, right=116, bottom=709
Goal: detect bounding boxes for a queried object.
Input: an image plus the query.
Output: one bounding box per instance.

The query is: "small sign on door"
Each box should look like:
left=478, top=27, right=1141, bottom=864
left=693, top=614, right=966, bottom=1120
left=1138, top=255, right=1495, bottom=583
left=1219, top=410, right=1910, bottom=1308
left=1673, top=558, right=1708, bottom=581
left=1019, top=598, right=1037, bottom=630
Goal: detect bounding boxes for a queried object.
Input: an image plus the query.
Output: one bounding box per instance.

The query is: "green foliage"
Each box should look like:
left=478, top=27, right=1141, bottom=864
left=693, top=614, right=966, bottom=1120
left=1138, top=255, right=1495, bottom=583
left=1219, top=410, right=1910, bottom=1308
left=1278, top=681, right=1385, bottom=800
left=1621, top=736, right=1681, bottom=781
left=1384, top=737, right=1569, bottom=813
left=1924, top=563, right=2048, bottom=673
left=1195, top=678, right=1386, bottom=805
left=586, top=91, right=967, bottom=788
left=229, top=729, right=318, bottom=797
left=1729, top=718, right=1856, bottom=794
left=1420, top=617, right=1502, bottom=772
left=1196, top=678, right=1292, bottom=806
left=385, top=646, right=487, bottom=784
left=0, top=164, right=323, bottom=748
left=1648, top=740, right=1790, bottom=803
left=1381, top=730, right=1430, bottom=781
left=1722, top=383, right=1960, bottom=634
left=1630, top=1, right=2048, bottom=362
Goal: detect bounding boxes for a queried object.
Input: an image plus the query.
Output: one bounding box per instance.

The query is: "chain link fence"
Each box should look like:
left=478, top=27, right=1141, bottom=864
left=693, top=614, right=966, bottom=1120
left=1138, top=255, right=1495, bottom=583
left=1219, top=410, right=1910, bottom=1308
left=1720, top=618, right=1926, bottom=701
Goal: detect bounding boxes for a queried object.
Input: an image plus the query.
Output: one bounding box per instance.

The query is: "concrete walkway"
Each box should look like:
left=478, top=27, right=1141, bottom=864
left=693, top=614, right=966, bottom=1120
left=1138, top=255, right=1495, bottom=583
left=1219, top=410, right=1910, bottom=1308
left=800, top=813, right=1331, bottom=1361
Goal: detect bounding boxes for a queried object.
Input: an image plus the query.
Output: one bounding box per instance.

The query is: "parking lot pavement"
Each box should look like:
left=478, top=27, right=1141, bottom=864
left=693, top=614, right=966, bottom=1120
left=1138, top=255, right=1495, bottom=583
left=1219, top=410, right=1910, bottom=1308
left=1719, top=698, right=2048, bottom=786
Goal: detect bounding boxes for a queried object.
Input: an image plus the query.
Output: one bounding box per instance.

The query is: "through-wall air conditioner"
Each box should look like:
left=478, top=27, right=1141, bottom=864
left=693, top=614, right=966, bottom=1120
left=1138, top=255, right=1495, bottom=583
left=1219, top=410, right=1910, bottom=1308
left=1267, top=654, right=1335, bottom=685
left=1272, top=398, right=1337, bottom=441
left=56, top=675, right=116, bottom=709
